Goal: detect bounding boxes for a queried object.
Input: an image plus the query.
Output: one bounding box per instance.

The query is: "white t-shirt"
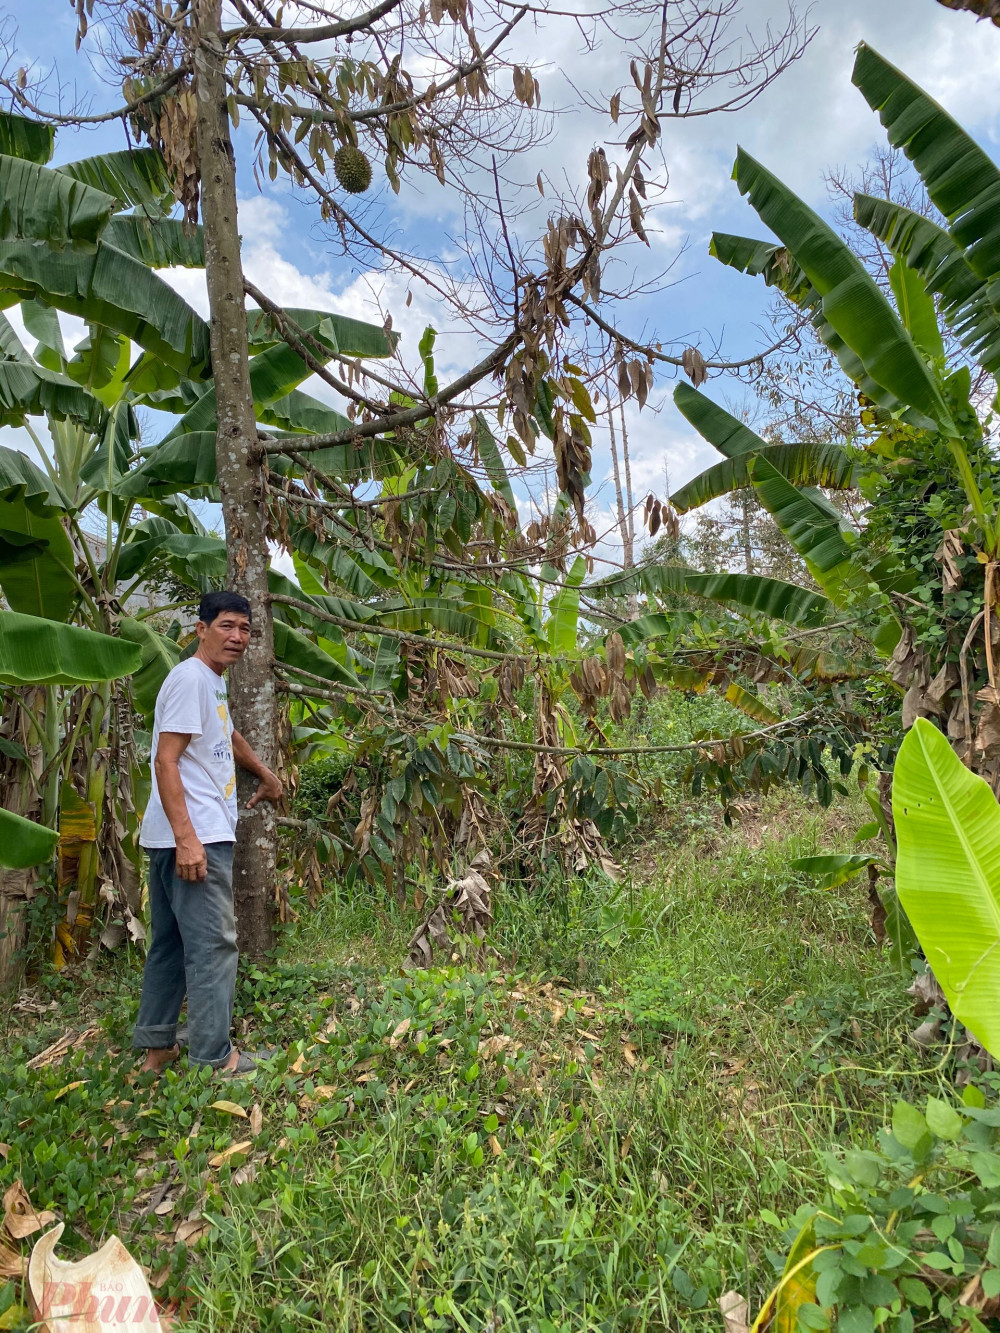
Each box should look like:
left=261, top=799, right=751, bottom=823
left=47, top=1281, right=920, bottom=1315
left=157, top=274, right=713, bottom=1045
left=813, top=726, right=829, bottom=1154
left=139, top=657, right=239, bottom=848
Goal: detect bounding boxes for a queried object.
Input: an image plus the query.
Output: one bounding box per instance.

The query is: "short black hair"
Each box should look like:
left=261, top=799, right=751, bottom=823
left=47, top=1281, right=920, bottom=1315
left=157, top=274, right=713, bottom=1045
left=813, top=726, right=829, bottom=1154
left=198, top=591, right=252, bottom=625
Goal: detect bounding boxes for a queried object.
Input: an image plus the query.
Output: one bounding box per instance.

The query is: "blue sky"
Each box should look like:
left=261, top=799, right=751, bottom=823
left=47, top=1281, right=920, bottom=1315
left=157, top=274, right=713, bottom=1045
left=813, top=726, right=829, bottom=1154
left=7, top=0, right=1000, bottom=573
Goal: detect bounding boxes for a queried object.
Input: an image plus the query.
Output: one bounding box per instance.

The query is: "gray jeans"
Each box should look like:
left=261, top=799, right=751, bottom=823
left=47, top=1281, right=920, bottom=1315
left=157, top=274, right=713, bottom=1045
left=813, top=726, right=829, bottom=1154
left=132, top=842, right=238, bottom=1068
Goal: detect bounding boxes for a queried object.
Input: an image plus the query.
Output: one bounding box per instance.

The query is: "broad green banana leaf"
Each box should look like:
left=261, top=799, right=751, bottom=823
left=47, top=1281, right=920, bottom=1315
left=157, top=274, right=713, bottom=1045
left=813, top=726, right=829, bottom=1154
left=55, top=148, right=173, bottom=214
left=728, top=148, right=953, bottom=432
left=586, top=561, right=832, bottom=629
left=671, top=442, right=855, bottom=514
left=791, top=852, right=882, bottom=890
left=114, top=528, right=227, bottom=584
left=854, top=194, right=1000, bottom=373
left=684, top=568, right=831, bottom=627
left=66, top=325, right=130, bottom=402
left=723, top=681, right=781, bottom=725
left=80, top=400, right=138, bottom=490
left=0, top=154, right=114, bottom=247
left=0, top=360, right=105, bottom=431
left=118, top=615, right=181, bottom=716
left=245, top=307, right=398, bottom=358
left=710, top=231, right=907, bottom=412
left=290, top=519, right=395, bottom=598
left=273, top=620, right=362, bottom=689
left=0, top=447, right=77, bottom=620
left=159, top=339, right=342, bottom=440
left=547, top=555, right=587, bottom=655
left=616, top=611, right=692, bottom=647
left=748, top=455, right=853, bottom=579
left=21, top=297, right=66, bottom=368
left=375, top=598, right=508, bottom=648
left=473, top=412, right=518, bottom=513
left=118, top=431, right=220, bottom=499
left=0, top=806, right=58, bottom=869
left=853, top=44, right=1000, bottom=282
left=0, top=111, right=54, bottom=165
left=257, top=389, right=352, bottom=436
left=888, top=257, right=945, bottom=360
left=893, top=716, right=1000, bottom=1056
left=102, top=215, right=206, bottom=268
left=0, top=609, right=142, bottom=684
left=673, top=381, right=770, bottom=457
left=0, top=445, right=69, bottom=513
left=0, top=240, right=211, bottom=378
left=0, top=311, right=30, bottom=361
left=672, top=383, right=846, bottom=522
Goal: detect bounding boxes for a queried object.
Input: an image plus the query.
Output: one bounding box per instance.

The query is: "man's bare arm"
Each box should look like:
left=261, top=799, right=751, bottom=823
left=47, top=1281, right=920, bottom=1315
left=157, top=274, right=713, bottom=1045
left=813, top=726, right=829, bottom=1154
left=232, top=730, right=283, bottom=809
left=154, top=732, right=207, bottom=882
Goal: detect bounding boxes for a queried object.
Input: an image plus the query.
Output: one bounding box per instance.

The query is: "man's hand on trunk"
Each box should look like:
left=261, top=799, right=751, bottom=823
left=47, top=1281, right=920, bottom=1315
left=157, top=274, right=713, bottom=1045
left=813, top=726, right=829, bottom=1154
left=247, top=768, right=283, bottom=809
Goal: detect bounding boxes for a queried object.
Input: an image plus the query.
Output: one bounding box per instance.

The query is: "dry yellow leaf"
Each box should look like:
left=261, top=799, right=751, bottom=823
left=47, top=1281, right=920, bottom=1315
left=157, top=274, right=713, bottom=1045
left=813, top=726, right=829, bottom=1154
left=52, top=1081, right=87, bottom=1101
left=488, top=1135, right=503, bottom=1157
left=622, top=1043, right=638, bottom=1069
left=249, top=1104, right=263, bottom=1137
left=0, top=1145, right=9, bottom=1161
left=208, top=1140, right=252, bottom=1168
left=389, top=1017, right=411, bottom=1048
left=290, top=1052, right=307, bottom=1074
left=209, top=1100, right=248, bottom=1118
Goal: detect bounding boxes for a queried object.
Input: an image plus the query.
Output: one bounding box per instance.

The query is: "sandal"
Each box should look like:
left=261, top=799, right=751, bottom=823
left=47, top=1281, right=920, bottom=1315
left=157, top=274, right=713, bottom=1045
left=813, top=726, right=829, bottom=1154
left=216, top=1049, right=274, bottom=1077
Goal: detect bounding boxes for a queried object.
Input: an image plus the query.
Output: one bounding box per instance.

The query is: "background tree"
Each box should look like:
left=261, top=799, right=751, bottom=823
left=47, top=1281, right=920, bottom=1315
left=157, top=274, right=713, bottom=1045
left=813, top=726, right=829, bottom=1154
left=2, top=0, right=814, bottom=953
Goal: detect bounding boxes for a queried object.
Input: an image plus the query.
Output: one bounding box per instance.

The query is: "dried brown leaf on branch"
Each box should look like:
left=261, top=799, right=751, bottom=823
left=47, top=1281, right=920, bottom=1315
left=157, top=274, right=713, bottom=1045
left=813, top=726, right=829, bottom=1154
left=682, top=347, right=708, bottom=387
left=935, top=0, right=1000, bottom=24
left=409, top=850, right=494, bottom=966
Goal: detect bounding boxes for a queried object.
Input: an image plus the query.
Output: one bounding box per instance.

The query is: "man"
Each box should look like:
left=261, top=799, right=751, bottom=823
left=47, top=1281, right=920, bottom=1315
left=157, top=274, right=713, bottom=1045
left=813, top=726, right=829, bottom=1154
left=132, top=591, right=282, bottom=1075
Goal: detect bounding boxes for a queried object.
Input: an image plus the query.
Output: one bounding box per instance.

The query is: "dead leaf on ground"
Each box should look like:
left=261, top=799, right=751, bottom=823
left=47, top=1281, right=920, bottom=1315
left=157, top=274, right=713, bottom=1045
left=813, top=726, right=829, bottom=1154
left=720, top=1058, right=748, bottom=1077
left=478, top=1034, right=512, bottom=1059
left=622, top=1042, right=638, bottom=1069
left=719, top=1290, right=750, bottom=1333
left=3, top=1182, right=56, bottom=1240
left=0, top=1145, right=9, bottom=1160
left=153, top=1198, right=176, bottom=1218
left=230, top=1162, right=258, bottom=1187
left=389, top=1017, right=411, bottom=1049
left=173, top=1217, right=211, bottom=1246
left=488, top=1135, right=503, bottom=1157
left=0, top=1236, right=23, bottom=1278
left=208, top=1141, right=252, bottom=1169
left=249, top=1105, right=263, bottom=1137
left=209, top=1100, right=248, bottom=1118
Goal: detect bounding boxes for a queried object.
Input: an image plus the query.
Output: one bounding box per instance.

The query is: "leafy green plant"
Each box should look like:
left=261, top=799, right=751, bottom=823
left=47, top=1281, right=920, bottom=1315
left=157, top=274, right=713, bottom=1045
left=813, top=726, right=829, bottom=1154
left=893, top=717, right=1000, bottom=1058
left=759, top=1086, right=1000, bottom=1333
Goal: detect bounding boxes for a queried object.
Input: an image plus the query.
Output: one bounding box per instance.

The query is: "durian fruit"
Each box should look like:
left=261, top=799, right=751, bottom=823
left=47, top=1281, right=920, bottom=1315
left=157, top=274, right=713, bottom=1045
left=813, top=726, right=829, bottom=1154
left=334, top=145, right=372, bottom=194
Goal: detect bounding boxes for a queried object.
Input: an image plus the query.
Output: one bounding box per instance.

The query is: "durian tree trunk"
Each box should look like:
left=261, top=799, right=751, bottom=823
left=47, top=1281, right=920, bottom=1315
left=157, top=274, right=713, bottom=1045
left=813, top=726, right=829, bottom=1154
left=192, top=0, right=277, bottom=958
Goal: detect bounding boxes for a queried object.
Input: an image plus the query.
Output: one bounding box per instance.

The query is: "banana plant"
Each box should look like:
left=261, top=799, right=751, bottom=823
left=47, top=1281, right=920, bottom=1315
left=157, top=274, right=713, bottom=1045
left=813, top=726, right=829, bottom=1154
left=667, top=49, right=1000, bottom=783
left=0, top=108, right=405, bottom=970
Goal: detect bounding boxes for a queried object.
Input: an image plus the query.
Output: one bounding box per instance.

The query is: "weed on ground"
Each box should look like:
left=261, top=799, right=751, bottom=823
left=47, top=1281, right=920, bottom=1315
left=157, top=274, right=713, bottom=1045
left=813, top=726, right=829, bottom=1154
left=0, top=795, right=972, bottom=1331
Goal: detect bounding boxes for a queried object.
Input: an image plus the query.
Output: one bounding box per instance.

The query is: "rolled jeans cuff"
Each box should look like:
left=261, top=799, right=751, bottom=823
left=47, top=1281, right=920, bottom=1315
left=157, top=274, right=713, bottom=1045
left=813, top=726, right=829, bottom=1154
left=132, top=1024, right=179, bottom=1050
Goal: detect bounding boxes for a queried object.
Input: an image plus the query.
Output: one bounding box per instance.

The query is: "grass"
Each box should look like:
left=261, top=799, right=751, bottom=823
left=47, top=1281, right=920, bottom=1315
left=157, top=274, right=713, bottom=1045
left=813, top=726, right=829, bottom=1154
left=0, top=791, right=961, bottom=1331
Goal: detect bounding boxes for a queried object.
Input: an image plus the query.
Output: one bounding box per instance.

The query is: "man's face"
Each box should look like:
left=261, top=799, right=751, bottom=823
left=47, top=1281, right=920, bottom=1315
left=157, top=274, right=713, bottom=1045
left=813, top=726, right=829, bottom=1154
left=197, top=611, right=252, bottom=668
